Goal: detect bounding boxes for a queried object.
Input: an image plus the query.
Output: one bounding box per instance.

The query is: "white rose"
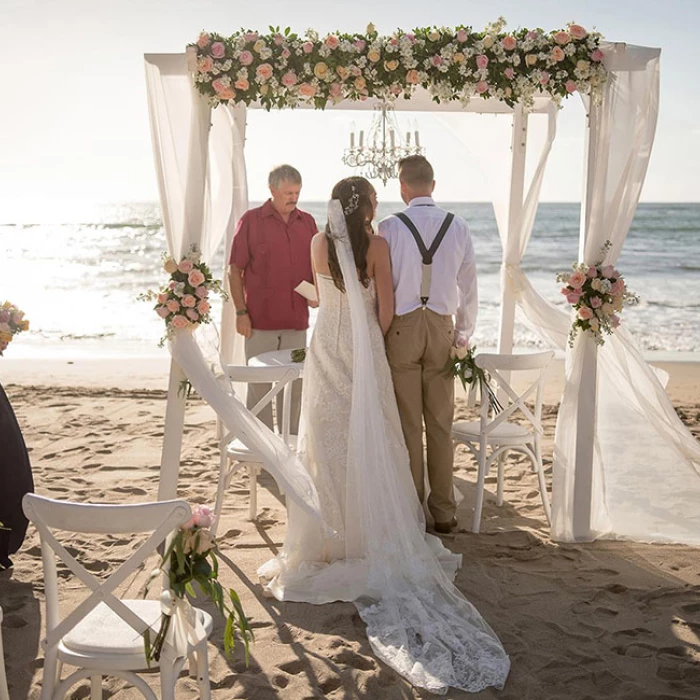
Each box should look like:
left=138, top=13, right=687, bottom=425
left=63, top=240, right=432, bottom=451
left=455, top=346, right=468, bottom=360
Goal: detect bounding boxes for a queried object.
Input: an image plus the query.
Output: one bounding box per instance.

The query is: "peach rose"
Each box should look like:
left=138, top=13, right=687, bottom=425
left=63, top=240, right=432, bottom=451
left=325, top=35, right=339, bottom=49
left=453, top=52, right=465, bottom=64
left=188, top=269, right=205, bottom=287
left=384, top=59, right=399, bottom=71
left=577, top=59, right=590, bottom=71
left=234, top=78, right=250, bottom=91
left=476, top=81, right=489, bottom=94
left=354, top=76, right=366, bottom=90
left=313, top=62, right=329, bottom=79
left=578, top=306, right=593, bottom=320
left=197, top=33, right=211, bottom=48
left=197, top=300, right=211, bottom=315
left=428, top=30, right=441, bottom=41
left=367, top=49, right=381, bottom=63
left=569, top=270, right=587, bottom=288
left=551, top=47, right=565, bottom=62
left=299, top=82, right=317, bottom=97
left=525, top=54, right=538, bottom=66
left=502, top=36, right=517, bottom=51
left=198, top=56, right=214, bottom=72
left=238, top=50, right=253, bottom=66
left=476, top=54, right=489, bottom=70
left=256, top=63, right=273, bottom=81
left=163, top=258, right=178, bottom=274
left=178, top=259, right=194, bottom=274
left=406, top=69, right=420, bottom=84
left=166, top=299, right=180, bottom=313
left=554, top=31, right=570, bottom=46
left=336, top=65, right=349, bottom=80
left=171, top=315, right=189, bottom=330
left=157, top=293, right=169, bottom=305
left=210, top=42, right=226, bottom=59
left=565, top=80, right=577, bottom=93
left=568, top=24, right=588, bottom=40
left=281, top=71, right=298, bottom=87
left=181, top=294, right=197, bottom=308
left=218, top=88, right=235, bottom=100
left=156, top=306, right=170, bottom=319
left=186, top=308, right=199, bottom=322
left=253, top=39, right=265, bottom=53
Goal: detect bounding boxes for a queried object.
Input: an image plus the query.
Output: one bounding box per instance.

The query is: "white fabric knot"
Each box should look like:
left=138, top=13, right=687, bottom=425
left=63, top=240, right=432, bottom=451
left=501, top=263, right=523, bottom=297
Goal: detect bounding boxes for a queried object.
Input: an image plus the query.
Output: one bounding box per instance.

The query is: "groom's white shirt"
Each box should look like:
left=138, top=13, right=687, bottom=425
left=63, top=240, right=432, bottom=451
left=378, top=196, right=478, bottom=341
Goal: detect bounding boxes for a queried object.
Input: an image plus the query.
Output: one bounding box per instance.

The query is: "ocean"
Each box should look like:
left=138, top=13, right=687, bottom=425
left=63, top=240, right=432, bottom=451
left=2, top=202, right=699, bottom=359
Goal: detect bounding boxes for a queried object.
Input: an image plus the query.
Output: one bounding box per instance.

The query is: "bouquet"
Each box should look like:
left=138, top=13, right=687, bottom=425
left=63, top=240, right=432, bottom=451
left=0, top=301, right=30, bottom=356
left=139, top=246, right=226, bottom=347
left=446, top=344, right=502, bottom=413
left=556, top=241, right=639, bottom=348
left=144, top=505, right=253, bottom=664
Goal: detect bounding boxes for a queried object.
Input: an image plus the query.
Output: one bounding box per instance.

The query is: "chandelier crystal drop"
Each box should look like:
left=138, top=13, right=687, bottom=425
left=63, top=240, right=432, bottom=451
left=342, top=103, right=425, bottom=185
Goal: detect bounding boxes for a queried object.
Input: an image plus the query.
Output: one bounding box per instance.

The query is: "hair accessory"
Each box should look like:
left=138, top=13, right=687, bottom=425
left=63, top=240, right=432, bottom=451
left=343, top=185, right=360, bottom=216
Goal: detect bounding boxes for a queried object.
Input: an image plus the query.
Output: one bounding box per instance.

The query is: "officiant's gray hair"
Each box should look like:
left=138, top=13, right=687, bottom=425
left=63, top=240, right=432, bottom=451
left=269, top=164, right=302, bottom=188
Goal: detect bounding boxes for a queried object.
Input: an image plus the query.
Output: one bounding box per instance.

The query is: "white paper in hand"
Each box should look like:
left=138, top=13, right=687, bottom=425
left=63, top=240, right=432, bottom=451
left=294, top=280, right=318, bottom=303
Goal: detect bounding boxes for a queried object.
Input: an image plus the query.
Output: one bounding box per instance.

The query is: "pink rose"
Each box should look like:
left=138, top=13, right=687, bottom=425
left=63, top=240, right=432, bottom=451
left=590, top=49, right=604, bottom=62
left=181, top=294, right=197, bottom=308
left=302, top=41, right=313, bottom=54
left=197, top=33, right=211, bottom=48
left=566, top=291, right=582, bottom=305
left=157, top=293, right=168, bottom=305
left=197, top=300, right=211, bottom=315
left=502, top=36, right=517, bottom=51
left=431, top=55, right=443, bottom=67
left=212, top=78, right=227, bottom=94
left=568, top=24, right=588, bottom=40
left=476, top=54, right=489, bottom=70
left=188, top=269, right=205, bottom=287
left=325, top=35, right=339, bottom=49
left=554, top=31, right=570, bottom=46
left=527, top=30, right=538, bottom=40
left=281, top=47, right=291, bottom=59
left=156, top=306, right=170, bottom=319
left=456, top=29, right=468, bottom=43
left=244, top=32, right=259, bottom=43
left=186, top=308, right=200, bottom=322
left=298, top=82, right=317, bottom=97
left=273, top=34, right=284, bottom=46
left=235, top=78, right=250, bottom=91
left=476, top=81, right=489, bottom=94
left=0, top=311, right=9, bottom=323
left=590, top=296, right=603, bottom=308
left=178, top=259, right=194, bottom=274
left=281, top=71, right=298, bottom=87
left=166, top=299, right=180, bottom=313
left=504, top=67, right=515, bottom=80
left=239, top=50, right=254, bottom=66
left=354, top=39, right=366, bottom=52
left=256, top=63, right=273, bottom=81
left=610, top=280, right=625, bottom=295
left=569, top=270, right=586, bottom=288
left=586, top=265, right=597, bottom=278
left=171, top=315, right=189, bottom=330
left=195, top=285, right=209, bottom=299
left=406, top=69, right=420, bottom=84
left=198, top=56, right=214, bottom=72
left=540, top=71, right=550, bottom=85
left=210, top=42, right=226, bottom=59
left=193, top=505, right=216, bottom=529
left=406, top=33, right=416, bottom=43
left=218, top=88, right=235, bottom=100
left=601, top=265, right=616, bottom=278
left=565, top=80, right=577, bottom=93
left=551, top=47, right=565, bottom=62
left=578, top=306, right=593, bottom=320
left=329, top=82, right=342, bottom=97
left=350, top=65, right=362, bottom=77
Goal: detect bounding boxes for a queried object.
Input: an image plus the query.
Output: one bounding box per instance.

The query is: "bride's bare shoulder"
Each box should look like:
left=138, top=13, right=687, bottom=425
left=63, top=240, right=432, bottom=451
left=368, top=234, right=390, bottom=257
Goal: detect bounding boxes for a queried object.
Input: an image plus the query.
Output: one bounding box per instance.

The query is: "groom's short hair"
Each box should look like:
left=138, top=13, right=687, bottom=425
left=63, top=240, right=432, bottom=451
left=398, top=156, right=434, bottom=187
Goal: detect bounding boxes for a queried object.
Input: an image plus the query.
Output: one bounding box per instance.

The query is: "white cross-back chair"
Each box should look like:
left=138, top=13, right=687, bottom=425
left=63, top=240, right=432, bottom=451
left=452, top=351, right=554, bottom=534
left=0, top=605, right=9, bottom=700
left=22, top=494, right=213, bottom=700
left=215, top=364, right=301, bottom=531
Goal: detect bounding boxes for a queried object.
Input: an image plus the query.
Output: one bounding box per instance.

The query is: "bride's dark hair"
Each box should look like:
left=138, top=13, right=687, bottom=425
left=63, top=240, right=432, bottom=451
left=326, top=176, right=375, bottom=293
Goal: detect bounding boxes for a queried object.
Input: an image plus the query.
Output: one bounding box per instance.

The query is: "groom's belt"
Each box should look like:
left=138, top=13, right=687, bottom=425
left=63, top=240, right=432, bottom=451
left=393, top=212, right=455, bottom=306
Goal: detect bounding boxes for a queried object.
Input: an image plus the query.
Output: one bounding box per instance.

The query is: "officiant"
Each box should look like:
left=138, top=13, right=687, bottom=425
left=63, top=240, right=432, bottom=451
left=228, top=164, right=317, bottom=433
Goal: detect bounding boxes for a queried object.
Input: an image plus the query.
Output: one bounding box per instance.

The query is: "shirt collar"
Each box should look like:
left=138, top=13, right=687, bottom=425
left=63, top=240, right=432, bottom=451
left=407, top=196, right=436, bottom=208
left=262, top=199, right=302, bottom=221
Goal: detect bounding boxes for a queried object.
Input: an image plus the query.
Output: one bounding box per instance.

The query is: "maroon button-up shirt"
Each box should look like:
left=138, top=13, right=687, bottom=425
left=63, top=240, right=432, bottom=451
left=230, top=200, right=317, bottom=331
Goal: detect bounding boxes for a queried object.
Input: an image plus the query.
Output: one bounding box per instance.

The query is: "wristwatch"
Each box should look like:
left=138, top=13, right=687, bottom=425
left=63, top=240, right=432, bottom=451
left=236, top=308, right=249, bottom=316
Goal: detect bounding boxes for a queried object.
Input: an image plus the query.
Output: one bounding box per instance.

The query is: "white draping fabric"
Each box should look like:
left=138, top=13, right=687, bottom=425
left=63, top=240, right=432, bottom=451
left=144, top=52, right=320, bottom=519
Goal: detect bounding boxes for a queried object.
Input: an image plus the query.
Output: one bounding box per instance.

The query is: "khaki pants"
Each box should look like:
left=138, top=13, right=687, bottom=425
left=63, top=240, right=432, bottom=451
left=385, top=308, right=456, bottom=524
left=244, top=328, right=306, bottom=434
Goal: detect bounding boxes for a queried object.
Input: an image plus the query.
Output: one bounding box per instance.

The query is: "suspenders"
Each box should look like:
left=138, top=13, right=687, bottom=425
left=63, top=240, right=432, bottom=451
left=394, top=211, right=455, bottom=306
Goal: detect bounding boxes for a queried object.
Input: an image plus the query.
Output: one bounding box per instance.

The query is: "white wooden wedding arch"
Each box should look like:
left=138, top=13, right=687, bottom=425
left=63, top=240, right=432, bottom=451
left=144, top=33, right=700, bottom=546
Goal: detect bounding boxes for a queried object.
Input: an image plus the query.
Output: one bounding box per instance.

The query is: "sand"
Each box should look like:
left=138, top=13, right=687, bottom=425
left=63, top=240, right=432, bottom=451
left=1, top=357, right=699, bottom=700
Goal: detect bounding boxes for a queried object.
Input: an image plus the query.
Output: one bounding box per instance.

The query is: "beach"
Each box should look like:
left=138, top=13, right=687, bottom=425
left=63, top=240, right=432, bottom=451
left=1, top=357, right=699, bottom=700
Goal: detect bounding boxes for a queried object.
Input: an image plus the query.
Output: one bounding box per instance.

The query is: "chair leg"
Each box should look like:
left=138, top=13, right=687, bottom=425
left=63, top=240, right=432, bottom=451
left=472, top=441, right=488, bottom=534
left=195, top=644, right=211, bottom=700
left=534, top=440, right=552, bottom=524
left=160, top=660, right=176, bottom=700
left=248, top=464, right=258, bottom=521
left=212, top=454, right=230, bottom=538
left=40, top=647, right=60, bottom=700
left=90, top=675, right=102, bottom=700
left=496, top=450, right=507, bottom=507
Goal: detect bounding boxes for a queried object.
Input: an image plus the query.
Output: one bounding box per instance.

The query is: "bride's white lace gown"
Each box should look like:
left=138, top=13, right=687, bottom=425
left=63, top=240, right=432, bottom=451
left=259, top=218, right=510, bottom=694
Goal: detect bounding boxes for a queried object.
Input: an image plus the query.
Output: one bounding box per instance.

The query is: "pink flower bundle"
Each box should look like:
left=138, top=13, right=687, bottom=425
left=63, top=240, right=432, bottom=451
left=140, top=246, right=225, bottom=346
left=557, top=241, right=639, bottom=347
left=0, top=301, right=30, bottom=356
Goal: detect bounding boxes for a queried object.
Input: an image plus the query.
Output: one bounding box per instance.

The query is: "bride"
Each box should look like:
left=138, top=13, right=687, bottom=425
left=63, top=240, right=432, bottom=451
left=259, top=177, right=510, bottom=694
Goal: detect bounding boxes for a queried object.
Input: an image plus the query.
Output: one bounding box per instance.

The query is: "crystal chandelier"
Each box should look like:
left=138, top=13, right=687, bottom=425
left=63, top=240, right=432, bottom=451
left=342, top=103, right=424, bottom=185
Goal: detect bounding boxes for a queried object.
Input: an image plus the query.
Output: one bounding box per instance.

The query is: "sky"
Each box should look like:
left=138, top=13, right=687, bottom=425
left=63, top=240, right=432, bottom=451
left=1, top=0, right=699, bottom=212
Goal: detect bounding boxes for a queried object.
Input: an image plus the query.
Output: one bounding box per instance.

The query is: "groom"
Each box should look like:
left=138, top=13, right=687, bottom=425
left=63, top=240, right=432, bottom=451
left=379, top=156, right=478, bottom=534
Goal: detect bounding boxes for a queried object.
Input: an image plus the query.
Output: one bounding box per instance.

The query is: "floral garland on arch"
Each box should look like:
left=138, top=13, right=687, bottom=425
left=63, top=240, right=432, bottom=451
left=190, top=17, right=606, bottom=111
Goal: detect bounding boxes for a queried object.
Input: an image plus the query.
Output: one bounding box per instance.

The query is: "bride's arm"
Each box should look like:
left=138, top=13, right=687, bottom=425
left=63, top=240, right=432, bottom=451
left=372, top=237, right=395, bottom=335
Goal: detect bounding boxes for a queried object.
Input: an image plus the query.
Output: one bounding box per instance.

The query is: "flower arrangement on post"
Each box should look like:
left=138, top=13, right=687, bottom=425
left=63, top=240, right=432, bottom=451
left=139, top=246, right=226, bottom=347
left=145, top=505, right=253, bottom=665
left=556, top=241, right=639, bottom=347
left=446, top=344, right=502, bottom=413
left=0, top=301, right=30, bottom=356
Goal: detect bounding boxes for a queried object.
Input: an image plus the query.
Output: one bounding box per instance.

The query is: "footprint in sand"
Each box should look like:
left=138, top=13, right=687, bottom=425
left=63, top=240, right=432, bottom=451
left=331, top=648, right=376, bottom=671
left=113, top=486, right=147, bottom=495
left=277, top=659, right=305, bottom=675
